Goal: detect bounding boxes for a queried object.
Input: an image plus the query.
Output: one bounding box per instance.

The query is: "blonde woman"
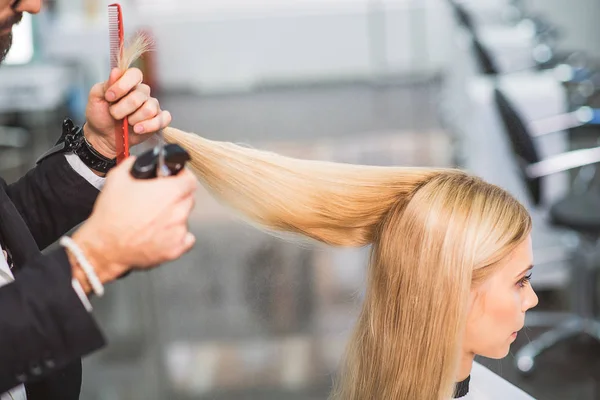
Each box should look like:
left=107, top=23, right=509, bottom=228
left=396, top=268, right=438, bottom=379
left=160, top=127, right=538, bottom=400
left=113, top=30, right=537, bottom=397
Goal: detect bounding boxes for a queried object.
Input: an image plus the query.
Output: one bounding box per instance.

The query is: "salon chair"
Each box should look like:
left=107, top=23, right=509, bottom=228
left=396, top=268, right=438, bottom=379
left=448, top=0, right=557, bottom=40
left=470, top=36, right=600, bottom=137
left=470, top=36, right=500, bottom=76
left=448, top=1, right=476, bottom=33
left=553, top=53, right=600, bottom=108
left=450, top=0, right=552, bottom=27
left=451, top=0, right=600, bottom=88
left=494, top=87, right=600, bottom=374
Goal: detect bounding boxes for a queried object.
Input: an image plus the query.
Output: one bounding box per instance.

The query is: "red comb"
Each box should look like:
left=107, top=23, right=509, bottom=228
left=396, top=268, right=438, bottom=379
left=108, top=3, right=129, bottom=163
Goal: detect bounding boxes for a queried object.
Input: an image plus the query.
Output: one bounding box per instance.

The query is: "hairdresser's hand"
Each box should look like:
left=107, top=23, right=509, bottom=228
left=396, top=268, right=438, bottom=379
left=83, top=67, right=172, bottom=160
left=69, top=156, right=197, bottom=292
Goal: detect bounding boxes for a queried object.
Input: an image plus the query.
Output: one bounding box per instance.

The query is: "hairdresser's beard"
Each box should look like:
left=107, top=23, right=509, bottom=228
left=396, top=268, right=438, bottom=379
left=0, top=32, right=12, bottom=64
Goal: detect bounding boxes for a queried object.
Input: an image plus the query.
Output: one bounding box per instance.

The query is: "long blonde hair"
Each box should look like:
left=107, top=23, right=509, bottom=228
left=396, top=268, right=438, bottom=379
left=162, top=127, right=531, bottom=400
left=121, top=36, right=532, bottom=400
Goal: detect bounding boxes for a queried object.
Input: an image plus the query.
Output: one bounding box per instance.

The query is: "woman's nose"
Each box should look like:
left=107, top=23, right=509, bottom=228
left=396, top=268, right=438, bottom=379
left=523, top=286, right=539, bottom=312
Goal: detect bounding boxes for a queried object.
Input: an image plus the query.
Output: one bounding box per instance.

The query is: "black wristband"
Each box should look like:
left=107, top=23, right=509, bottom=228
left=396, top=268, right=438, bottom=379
left=36, top=118, right=117, bottom=174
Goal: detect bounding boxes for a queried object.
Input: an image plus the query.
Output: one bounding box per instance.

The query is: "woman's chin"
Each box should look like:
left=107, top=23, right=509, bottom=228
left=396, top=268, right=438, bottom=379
left=479, top=332, right=520, bottom=360
left=478, top=346, right=511, bottom=360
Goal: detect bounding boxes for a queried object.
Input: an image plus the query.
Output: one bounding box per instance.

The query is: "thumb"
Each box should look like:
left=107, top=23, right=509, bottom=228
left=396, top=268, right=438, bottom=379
left=111, top=155, right=137, bottom=176
left=103, top=68, right=123, bottom=92
left=118, top=155, right=137, bottom=169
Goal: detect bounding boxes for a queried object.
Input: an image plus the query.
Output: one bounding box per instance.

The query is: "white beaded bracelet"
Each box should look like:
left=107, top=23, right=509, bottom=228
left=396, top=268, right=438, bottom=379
left=59, top=236, right=104, bottom=297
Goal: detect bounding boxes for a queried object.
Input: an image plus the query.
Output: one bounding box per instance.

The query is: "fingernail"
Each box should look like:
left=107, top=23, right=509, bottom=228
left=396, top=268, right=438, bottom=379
left=185, top=232, right=196, bottom=247
left=134, top=125, right=144, bottom=133
left=106, top=91, right=116, bottom=101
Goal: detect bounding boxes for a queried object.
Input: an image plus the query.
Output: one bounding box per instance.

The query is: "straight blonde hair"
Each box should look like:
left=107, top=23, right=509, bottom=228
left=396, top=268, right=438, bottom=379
left=162, top=127, right=531, bottom=400
left=120, top=37, right=532, bottom=399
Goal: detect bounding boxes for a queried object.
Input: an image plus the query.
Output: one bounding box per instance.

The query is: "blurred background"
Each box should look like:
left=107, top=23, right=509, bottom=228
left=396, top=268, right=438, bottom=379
left=2, top=0, right=600, bottom=399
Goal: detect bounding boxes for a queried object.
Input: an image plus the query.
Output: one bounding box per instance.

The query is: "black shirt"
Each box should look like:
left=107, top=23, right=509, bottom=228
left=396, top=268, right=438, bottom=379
left=454, top=375, right=471, bottom=398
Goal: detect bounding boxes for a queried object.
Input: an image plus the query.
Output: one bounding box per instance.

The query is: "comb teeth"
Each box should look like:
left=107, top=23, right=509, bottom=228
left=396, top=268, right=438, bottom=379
left=108, top=3, right=129, bottom=163
left=108, top=4, right=124, bottom=69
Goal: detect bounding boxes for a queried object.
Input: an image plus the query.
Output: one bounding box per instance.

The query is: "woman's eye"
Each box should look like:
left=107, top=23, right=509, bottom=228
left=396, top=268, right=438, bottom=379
left=517, top=273, right=532, bottom=288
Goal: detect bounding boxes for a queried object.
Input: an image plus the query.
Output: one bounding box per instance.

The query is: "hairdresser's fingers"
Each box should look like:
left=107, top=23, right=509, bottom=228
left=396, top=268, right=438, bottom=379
left=184, top=195, right=196, bottom=217
left=89, top=82, right=106, bottom=100
left=180, top=232, right=196, bottom=254
left=167, top=169, right=198, bottom=198
left=105, top=67, right=143, bottom=103
left=168, top=196, right=196, bottom=225
left=108, top=89, right=151, bottom=121
left=128, top=97, right=161, bottom=129
left=165, top=229, right=196, bottom=261
left=110, top=155, right=137, bottom=174
left=131, top=109, right=172, bottom=136
left=152, top=172, right=196, bottom=205
left=103, top=68, right=124, bottom=92
left=135, top=83, right=152, bottom=97
left=180, top=196, right=196, bottom=222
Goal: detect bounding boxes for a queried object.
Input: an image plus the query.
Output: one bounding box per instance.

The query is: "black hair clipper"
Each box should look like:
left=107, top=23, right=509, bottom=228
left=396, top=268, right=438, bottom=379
left=130, top=131, right=191, bottom=179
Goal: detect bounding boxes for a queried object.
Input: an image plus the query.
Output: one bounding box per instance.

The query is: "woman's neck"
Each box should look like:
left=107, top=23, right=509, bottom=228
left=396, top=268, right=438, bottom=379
left=458, top=352, right=475, bottom=381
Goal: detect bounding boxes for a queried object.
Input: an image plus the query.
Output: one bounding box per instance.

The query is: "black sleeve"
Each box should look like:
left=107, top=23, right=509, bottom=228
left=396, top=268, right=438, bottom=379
left=6, top=154, right=100, bottom=250
left=0, top=247, right=105, bottom=393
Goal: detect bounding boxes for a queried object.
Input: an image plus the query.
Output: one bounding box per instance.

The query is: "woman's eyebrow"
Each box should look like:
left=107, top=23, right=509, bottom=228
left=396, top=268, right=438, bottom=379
left=515, top=264, right=533, bottom=278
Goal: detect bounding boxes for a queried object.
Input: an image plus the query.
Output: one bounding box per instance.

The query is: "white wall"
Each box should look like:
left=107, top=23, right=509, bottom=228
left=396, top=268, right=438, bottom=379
left=138, top=0, right=448, bottom=92
left=42, top=0, right=451, bottom=93
left=38, top=0, right=600, bottom=92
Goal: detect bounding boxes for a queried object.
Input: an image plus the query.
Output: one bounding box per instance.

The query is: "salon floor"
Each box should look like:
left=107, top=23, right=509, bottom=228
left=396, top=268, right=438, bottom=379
left=21, top=80, right=600, bottom=399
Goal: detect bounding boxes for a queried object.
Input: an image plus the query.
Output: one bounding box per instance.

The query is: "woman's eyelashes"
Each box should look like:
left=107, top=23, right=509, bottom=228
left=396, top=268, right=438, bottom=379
left=517, top=273, right=532, bottom=288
